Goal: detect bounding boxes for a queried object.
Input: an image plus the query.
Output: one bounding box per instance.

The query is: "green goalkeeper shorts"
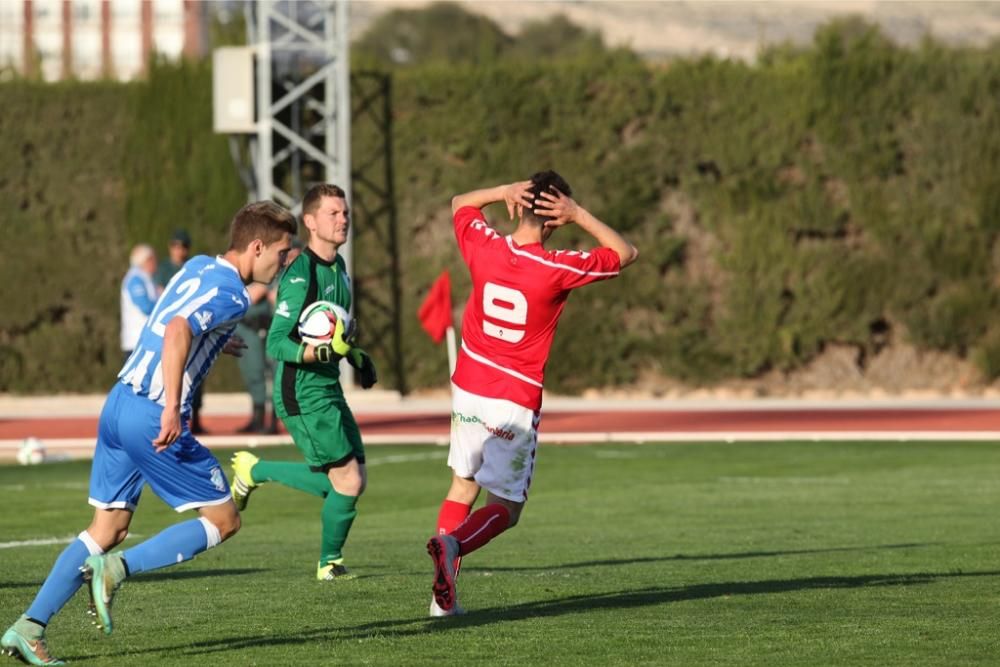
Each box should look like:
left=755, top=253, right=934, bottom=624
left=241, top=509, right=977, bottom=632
left=282, top=399, right=365, bottom=471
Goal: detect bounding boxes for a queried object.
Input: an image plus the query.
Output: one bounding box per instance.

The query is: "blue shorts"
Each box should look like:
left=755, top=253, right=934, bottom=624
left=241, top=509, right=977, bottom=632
left=89, top=383, right=231, bottom=513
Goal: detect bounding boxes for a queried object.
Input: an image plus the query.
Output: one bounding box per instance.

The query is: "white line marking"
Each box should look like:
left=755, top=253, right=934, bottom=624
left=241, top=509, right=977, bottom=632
left=0, top=536, right=76, bottom=549
left=0, top=534, right=139, bottom=550
left=365, top=452, right=447, bottom=466
left=4, top=431, right=1000, bottom=463
left=594, top=450, right=640, bottom=459
left=718, top=476, right=852, bottom=485
left=0, top=482, right=89, bottom=491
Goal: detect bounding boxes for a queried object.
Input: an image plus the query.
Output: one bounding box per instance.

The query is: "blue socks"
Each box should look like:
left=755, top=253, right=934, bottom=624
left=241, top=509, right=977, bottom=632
left=21, top=519, right=222, bottom=627
left=121, top=518, right=219, bottom=575
left=26, top=532, right=103, bottom=625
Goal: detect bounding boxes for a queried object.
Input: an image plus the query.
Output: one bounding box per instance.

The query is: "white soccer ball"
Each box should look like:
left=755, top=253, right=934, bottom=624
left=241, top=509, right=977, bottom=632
left=298, top=300, right=351, bottom=347
left=16, top=437, right=47, bottom=466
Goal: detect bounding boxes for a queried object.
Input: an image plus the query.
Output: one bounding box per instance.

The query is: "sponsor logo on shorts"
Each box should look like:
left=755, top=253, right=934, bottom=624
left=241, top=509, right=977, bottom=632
left=210, top=466, right=226, bottom=492
left=451, top=410, right=515, bottom=441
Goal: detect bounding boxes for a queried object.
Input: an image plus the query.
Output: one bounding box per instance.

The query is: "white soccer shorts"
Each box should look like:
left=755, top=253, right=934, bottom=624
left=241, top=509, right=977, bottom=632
left=449, top=383, right=541, bottom=502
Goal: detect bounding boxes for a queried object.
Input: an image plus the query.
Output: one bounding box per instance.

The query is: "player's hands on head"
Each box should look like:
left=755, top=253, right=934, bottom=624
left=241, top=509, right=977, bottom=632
left=347, top=348, right=378, bottom=389
left=534, top=189, right=579, bottom=229
left=222, top=334, right=248, bottom=358
left=504, top=181, right=535, bottom=220
left=153, top=406, right=182, bottom=453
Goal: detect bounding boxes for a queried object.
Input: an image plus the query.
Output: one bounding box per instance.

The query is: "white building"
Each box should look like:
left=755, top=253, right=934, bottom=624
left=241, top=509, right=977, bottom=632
left=0, top=0, right=206, bottom=81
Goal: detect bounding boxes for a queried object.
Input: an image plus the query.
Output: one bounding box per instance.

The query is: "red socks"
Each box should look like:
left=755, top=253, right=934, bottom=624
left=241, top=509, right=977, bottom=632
left=437, top=499, right=471, bottom=574
left=450, top=504, right=511, bottom=556
left=437, top=499, right=471, bottom=535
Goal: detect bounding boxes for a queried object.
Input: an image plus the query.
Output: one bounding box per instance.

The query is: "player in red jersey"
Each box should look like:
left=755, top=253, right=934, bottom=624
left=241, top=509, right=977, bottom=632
left=426, top=171, right=639, bottom=615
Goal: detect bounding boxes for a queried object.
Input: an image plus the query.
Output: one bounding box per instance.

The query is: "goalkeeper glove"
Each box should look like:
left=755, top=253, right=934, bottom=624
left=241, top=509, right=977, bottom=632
left=312, top=316, right=357, bottom=363
left=347, top=348, right=378, bottom=389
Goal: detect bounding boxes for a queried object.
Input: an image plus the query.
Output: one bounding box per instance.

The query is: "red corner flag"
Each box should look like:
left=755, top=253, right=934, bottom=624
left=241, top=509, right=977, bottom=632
left=418, top=270, right=452, bottom=344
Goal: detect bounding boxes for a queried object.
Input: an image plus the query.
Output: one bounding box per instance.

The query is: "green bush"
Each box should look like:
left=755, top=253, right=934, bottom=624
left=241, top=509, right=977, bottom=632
left=0, top=61, right=245, bottom=393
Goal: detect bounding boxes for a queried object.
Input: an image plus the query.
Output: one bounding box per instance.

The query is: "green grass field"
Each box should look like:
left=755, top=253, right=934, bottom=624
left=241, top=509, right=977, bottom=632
left=3, top=441, right=1000, bottom=666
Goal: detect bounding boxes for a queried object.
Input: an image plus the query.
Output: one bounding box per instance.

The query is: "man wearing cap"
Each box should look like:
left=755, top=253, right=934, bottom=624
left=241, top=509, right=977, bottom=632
left=154, top=229, right=192, bottom=291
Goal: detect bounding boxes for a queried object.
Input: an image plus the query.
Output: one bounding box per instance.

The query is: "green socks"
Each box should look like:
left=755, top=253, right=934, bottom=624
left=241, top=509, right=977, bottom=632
left=320, top=490, right=358, bottom=563
left=248, top=460, right=358, bottom=564
left=251, top=461, right=331, bottom=498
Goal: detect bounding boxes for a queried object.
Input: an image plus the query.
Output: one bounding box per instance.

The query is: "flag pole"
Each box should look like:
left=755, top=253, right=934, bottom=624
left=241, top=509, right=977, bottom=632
left=446, top=325, right=457, bottom=376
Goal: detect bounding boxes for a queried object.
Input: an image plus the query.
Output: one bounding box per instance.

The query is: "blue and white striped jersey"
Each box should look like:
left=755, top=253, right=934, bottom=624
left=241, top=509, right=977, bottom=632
left=118, top=255, right=250, bottom=415
left=120, top=267, right=158, bottom=351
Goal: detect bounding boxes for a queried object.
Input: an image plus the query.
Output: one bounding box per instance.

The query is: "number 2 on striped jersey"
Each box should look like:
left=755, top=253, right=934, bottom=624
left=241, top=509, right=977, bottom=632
left=149, top=277, right=201, bottom=336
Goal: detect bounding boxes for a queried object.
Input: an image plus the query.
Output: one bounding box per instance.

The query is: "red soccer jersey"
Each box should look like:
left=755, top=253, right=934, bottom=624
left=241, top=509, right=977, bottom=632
left=450, top=206, right=621, bottom=410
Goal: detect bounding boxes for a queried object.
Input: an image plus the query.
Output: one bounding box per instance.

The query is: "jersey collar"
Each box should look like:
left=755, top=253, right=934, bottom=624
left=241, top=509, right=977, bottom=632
left=305, top=247, right=338, bottom=267
left=506, top=235, right=543, bottom=251
left=215, top=255, right=240, bottom=276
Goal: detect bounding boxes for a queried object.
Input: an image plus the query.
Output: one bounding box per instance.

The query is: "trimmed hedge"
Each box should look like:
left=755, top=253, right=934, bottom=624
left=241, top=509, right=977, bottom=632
left=386, top=21, right=1000, bottom=393
left=3, top=21, right=1000, bottom=394
left=0, top=81, right=131, bottom=391
left=0, top=59, right=246, bottom=393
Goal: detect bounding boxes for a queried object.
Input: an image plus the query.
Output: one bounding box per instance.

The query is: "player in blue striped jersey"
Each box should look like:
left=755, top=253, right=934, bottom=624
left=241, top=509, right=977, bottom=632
left=1, top=202, right=296, bottom=666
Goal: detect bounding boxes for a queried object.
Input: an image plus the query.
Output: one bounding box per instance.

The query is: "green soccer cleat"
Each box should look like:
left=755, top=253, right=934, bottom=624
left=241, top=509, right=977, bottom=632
left=1, top=621, right=65, bottom=666
left=80, top=553, right=127, bottom=636
left=230, top=451, right=260, bottom=511
left=317, top=559, right=356, bottom=581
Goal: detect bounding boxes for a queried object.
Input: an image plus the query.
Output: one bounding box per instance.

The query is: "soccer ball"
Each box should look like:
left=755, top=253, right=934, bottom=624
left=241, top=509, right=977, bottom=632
left=17, top=437, right=46, bottom=466
left=298, top=300, right=351, bottom=346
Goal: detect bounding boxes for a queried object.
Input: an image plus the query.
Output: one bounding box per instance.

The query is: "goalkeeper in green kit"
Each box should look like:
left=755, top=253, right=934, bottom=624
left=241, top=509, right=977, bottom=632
left=230, top=184, right=378, bottom=580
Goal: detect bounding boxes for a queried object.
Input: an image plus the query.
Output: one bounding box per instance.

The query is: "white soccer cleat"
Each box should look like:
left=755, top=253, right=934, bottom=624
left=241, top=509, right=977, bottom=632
left=429, top=597, right=465, bottom=617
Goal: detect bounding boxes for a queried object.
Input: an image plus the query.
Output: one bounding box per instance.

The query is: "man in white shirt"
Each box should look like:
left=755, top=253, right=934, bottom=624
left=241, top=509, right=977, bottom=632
left=120, top=244, right=158, bottom=363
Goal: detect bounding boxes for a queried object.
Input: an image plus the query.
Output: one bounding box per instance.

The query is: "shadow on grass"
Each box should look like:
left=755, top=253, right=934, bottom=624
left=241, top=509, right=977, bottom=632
left=466, top=542, right=938, bottom=573
left=0, top=568, right=265, bottom=592
left=133, top=568, right=266, bottom=583
left=0, top=581, right=42, bottom=589
left=7, top=544, right=939, bottom=594
left=84, top=568, right=1000, bottom=660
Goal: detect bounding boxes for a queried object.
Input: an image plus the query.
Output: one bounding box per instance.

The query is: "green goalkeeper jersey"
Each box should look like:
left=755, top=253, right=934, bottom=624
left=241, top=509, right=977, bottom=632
left=267, top=247, right=353, bottom=417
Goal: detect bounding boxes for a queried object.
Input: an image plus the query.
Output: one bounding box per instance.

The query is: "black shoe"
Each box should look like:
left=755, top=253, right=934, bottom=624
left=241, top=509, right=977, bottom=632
left=237, top=406, right=266, bottom=434
left=235, top=418, right=262, bottom=434
left=265, top=410, right=282, bottom=435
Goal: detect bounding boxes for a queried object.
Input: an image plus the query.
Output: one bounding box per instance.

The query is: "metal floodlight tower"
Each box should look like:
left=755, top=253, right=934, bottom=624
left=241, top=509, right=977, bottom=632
left=248, top=0, right=353, bottom=278
left=249, top=0, right=350, bottom=204
left=215, top=0, right=354, bottom=383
